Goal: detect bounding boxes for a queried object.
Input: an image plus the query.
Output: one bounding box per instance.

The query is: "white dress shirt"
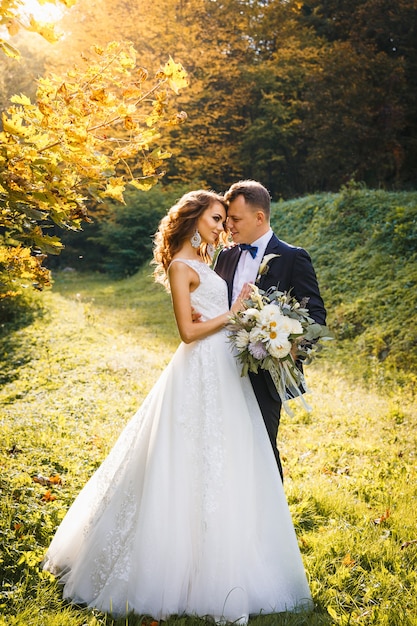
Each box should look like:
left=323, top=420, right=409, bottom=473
left=232, top=229, right=273, bottom=303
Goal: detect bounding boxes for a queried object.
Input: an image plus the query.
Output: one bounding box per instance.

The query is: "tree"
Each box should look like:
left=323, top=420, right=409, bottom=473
left=238, top=37, right=323, bottom=197
left=299, top=0, right=417, bottom=185
left=0, top=40, right=187, bottom=299
left=300, top=41, right=406, bottom=190
left=4, top=0, right=416, bottom=209
left=33, top=0, right=261, bottom=191
left=87, top=185, right=190, bottom=276
left=235, top=0, right=409, bottom=195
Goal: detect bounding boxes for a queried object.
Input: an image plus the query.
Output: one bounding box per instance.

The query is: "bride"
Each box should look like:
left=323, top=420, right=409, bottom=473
left=43, top=190, right=313, bottom=622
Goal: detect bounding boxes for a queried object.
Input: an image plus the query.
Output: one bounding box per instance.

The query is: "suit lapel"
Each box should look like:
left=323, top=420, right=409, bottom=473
left=263, top=233, right=281, bottom=256
left=215, top=246, right=241, bottom=306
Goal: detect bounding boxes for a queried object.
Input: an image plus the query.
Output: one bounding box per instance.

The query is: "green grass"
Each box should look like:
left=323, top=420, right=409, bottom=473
left=1, top=267, right=417, bottom=626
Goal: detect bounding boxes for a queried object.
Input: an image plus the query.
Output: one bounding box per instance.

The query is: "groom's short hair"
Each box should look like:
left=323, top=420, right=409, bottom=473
left=224, top=180, right=271, bottom=217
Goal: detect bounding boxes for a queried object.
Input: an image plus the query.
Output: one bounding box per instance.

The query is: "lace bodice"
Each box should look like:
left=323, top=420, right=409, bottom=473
left=170, top=259, right=229, bottom=320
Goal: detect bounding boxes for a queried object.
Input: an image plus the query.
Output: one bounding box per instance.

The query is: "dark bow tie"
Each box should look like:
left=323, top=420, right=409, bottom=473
left=240, top=243, right=258, bottom=259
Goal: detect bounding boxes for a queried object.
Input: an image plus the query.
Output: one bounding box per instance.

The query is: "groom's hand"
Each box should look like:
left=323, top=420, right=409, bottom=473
left=290, top=343, right=299, bottom=363
left=191, top=307, right=202, bottom=323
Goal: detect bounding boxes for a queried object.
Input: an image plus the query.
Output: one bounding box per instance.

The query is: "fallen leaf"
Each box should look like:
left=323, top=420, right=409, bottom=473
left=374, top=509, right=390, bottom=525
left=41, top=491, right=56, bottom=502
left=48, top=475, right=62, bottom=485
left=342, top=553, right=355, bottom=567
left=33, top=474, right=50, bottom=486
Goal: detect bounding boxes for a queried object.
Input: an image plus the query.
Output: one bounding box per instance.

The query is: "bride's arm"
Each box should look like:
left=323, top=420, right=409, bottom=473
left=168, top=261, right=246, bottom=344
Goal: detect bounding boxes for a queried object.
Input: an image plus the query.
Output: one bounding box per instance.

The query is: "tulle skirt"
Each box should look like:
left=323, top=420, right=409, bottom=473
left=43, top=330, right=313, bottom=622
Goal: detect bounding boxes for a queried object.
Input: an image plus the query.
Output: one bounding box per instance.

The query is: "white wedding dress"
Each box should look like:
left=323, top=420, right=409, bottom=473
left=43, top=259, right=313, bottom=622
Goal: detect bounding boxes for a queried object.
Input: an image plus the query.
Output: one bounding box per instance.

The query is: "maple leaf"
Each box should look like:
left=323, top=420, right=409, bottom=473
left=2, top=111, right=30, bottom=137
left=129, top=178, right=157, bottom=191
left=56, top=83, right=71, bottom=104
left=136, top=68, right=149, bottom=83
left=30, top=233, right=65, bottom=255
left=90, top=88, right=108, bottom=103
left=103, top=177, right=126, bottom=203
left=124, top=115, right=136, bottom=130
left=41, top=490, right=56, bottom=502
left=28, top=16, right=61, bottom=44
left=10, top=94, right=32, bottom=107
left=0, top=39, right=21, bottom=59
left=48, top=475, right=62, bottom=485
left=6, top=19, right=20, bottom=37
left=161, top=57, right=189, bottom=94
left=119, top=50, right=136, bottom=69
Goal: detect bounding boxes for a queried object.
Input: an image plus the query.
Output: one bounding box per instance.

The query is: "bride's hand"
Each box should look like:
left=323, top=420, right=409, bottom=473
left=231, top=283, right=252, bottom=315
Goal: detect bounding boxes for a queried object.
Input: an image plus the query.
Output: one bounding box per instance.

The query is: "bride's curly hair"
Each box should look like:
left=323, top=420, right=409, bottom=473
left=153, top=190, right=228, bottom=289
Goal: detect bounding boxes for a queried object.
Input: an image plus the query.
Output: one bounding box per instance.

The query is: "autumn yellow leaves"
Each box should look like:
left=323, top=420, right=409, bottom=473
left=0, top=41, right=188, bottom=297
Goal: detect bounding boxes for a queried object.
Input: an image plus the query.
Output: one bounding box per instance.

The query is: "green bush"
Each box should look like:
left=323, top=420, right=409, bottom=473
left=48, top=185, right=190, bottom=276
left=91, top=185, right=189, bottom=277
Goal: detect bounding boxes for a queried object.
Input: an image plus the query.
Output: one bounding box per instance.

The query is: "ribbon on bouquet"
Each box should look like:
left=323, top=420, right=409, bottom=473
left=268, top=359, right=312, bottom=417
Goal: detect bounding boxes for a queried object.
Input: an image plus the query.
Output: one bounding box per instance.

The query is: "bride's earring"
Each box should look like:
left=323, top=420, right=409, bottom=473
left=190, top=229, right=202, bottom=248
left=207, top=243, right=215, bottom=257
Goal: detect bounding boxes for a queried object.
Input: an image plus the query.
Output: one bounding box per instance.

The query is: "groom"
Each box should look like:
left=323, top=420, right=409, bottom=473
left=215, top=180, right=326, bottom=480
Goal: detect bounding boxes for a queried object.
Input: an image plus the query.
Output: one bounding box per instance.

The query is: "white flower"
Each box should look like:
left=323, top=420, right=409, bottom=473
left=280, top=316, right=303, bottom=335
left=241, top=307, right=261, bottom=324
left=259, top=303, right=282, bottom=325
left=235, top=329, right=250, bottom=350
left=249, top=326, right=268, bottom=344
left=248, top=284, right=264, bottom=309
left=269, top=333, right=292, bottom=359
left=257, top=253, right=281, bottom=278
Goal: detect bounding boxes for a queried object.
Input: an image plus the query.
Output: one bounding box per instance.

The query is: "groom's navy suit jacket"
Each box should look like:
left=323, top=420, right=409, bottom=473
left=214, top=233, right=326, bottom=407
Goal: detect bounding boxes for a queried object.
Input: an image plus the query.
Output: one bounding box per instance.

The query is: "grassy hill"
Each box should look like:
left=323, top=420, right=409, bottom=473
left=1, top=188, right=417, bottom=625
left=1, top=268, right=416, bottom=626
left=270, top=186, right=417, bottom=391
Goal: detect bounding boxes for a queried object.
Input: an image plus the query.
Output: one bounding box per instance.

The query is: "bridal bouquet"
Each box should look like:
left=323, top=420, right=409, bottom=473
left=228, top=284, right=331, bottom=415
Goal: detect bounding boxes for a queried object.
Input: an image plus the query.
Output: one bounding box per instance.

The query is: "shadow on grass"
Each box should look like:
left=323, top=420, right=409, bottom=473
left=102, top=608, right=334, bottom=626
left=0, top=293, right=46, bottom=385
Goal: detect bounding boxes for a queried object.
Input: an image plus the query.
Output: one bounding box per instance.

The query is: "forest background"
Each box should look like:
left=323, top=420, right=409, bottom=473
left=3, top=0, right=417, bottom=198
left=1, top=0, right=417, bottom=290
